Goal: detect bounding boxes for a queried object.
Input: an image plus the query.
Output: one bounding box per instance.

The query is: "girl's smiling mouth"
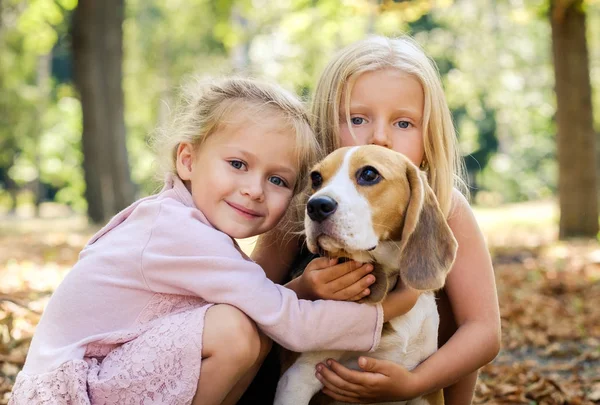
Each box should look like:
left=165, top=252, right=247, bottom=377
left=225, top=201, right=264, bottom=219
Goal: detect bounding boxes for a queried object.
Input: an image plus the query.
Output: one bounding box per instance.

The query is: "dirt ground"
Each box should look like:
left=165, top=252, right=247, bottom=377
left=0, top=201, right=599, bottom=404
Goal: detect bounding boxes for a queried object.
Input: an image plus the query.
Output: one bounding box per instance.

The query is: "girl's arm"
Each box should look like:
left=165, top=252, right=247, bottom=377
left=380, top=279, right=421, bottom=320
left=251, top=229, right=299, bottom=284
left=143, top=200, right=387, bottom=353
left=252, top=206, right=419, bottom=314
left=315, top=191, right=501, bottom=403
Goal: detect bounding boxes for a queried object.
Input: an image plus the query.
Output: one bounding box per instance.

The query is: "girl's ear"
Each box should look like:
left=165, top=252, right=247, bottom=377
left=176, top=142, right=195, bottom=181
left=398, top=162, right=458, bottom=291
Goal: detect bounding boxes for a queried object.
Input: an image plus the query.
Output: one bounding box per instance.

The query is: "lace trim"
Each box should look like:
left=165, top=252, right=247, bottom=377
left=9, top=360, right=90, bottom=405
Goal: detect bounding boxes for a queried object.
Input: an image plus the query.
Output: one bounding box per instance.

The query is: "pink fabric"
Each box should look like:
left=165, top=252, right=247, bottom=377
left=11, top=294, right=211, bottom=405
left=9, top=175, right=383, bottom=405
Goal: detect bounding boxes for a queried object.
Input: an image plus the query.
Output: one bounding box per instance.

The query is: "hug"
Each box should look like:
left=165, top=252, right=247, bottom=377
left=10, top=35, right=500, bottom=405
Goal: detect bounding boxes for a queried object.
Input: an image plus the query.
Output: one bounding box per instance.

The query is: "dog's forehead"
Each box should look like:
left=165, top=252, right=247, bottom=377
left=312, top=147, right=353, bottom=180
left=315, top=145, right=409, bottom=181
left=348, top=146, right=407, bottom=175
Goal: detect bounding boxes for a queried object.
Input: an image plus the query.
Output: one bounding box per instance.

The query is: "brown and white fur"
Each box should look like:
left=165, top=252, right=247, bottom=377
left=274, top=145, right=458, bottom=405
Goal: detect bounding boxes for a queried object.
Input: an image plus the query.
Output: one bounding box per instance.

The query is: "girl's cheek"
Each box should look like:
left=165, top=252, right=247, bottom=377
left=339, top=129, right=357, bottom=147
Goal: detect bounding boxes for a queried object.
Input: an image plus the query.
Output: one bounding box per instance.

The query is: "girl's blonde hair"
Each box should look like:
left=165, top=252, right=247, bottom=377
left=311, top=35, right=467, bottom=215
left=152, top=77, right=320, bottom=195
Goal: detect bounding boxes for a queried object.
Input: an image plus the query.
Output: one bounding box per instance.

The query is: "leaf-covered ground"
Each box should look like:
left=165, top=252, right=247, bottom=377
left=0, top=202, right=599, bottom=404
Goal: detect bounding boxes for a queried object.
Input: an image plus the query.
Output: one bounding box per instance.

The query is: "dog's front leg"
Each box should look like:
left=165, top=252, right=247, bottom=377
left=274, top=350, right=341, bottom=405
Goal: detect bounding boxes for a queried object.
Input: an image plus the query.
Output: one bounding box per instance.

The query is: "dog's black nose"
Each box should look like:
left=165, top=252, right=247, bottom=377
left=307, top=196, right=338, bottom=223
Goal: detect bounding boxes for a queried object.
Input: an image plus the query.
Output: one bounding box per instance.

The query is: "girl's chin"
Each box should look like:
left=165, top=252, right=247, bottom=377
left=216, top=222, right=262, bottom=240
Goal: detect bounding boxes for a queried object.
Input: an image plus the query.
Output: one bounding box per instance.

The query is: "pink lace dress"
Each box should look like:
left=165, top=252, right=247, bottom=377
left=10, top=294, right=212, bottom=405
left=8, top=174, right=383, bottom=404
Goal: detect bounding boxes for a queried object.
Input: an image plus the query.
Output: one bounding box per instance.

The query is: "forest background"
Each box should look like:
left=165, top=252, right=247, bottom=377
left=0, top=0, right=599, bottom=404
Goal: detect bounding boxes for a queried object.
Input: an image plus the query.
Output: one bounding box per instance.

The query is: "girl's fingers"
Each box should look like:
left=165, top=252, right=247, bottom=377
left=308, top=257, right=338, bottom=271
left=316, top=364, right=363, bottom=397
left=321, top=387, right=363, bottom=403
left=319, top=260, right=365, bottom=283
left=327, top=359, right=373, bottom=385
left=327, top=267, right=374, bottom=301
left=331, top=264, right=374, bottom=293
left=347, top=288, right=370, bottom=302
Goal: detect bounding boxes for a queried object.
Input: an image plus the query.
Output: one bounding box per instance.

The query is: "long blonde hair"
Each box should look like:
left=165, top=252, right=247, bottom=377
left=311, top=35, right=467, bottom=215
left=152, top=77, right=320, bottom=195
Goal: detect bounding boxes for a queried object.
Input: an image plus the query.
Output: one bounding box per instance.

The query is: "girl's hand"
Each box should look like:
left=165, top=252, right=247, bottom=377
left=315, top=357, right=419, bottom=403
left=298, top=257, right=375, bottom=301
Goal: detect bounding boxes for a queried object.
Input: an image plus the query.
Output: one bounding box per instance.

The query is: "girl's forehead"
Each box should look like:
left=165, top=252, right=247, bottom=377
left=211, top=108, right=303, bottom=157
left=350, top=69, right=421, bottom=95
left=340, top=69, right=424, bottom=115
left=218, top=102, right=285, bottom=127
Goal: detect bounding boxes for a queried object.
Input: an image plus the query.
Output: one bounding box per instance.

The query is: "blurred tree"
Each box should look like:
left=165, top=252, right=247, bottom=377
left=1, top=0, right=598, bottom=218
left=0, top=0, right=62, bottom=214
left=408, top=12, right=499, bottom=197
left=31, top=53, right=52, bottom=217
left=550, top=0, right=599, bottom=238
left=121, top=0, right=232, bottom=194
left=72, top=0, right=135, bottom=223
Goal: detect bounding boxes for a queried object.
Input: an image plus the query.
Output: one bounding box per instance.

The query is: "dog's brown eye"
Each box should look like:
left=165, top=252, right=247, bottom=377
left=310, top=171, right=323, bottom=189
left=356, top=166, right=381, bottom=185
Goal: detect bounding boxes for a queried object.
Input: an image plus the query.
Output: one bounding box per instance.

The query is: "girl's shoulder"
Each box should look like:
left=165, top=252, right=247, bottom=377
left=447, top=188, right=483, bottom=239
left=150, top=197, right=230, bottom=244
left=145, top=196, right=252, bottom=263
left=449, top=188, right=473, bottom=219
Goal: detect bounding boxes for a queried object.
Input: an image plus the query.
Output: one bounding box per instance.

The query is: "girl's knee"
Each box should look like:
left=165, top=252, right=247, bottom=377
left=257, top=329, right=273, bottom=363
left=205, top=304, right=266, bottom=367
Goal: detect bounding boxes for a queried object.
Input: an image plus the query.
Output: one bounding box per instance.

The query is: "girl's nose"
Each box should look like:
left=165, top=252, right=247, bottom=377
left=241, top=179, right=265, bottom=202
left=370, top=124, right=392, bottom=149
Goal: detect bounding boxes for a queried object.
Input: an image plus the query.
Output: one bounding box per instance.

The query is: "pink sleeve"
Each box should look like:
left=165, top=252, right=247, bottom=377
left=140, top=201, right=383, bottom=353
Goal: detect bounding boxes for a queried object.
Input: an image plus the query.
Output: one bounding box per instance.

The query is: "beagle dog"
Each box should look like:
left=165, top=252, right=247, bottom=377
left=274, top=145, right=458, bottom=405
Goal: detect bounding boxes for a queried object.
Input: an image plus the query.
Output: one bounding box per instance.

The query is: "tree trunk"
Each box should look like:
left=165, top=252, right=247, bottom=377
left=550, top=0, right=599, bottom=239
left=72, top=0, right=135, bottom=224
left=33, top=53, right=51, bottom=217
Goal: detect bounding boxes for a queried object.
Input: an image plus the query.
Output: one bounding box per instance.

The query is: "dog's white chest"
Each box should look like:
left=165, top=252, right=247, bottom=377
left=274, top=294, right=440, bottom=405
left=375, top=293, right=439, bottom=370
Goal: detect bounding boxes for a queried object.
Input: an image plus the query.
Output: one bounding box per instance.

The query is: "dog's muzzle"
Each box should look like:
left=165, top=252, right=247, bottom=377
left=306, top=196, right=338, bottom=223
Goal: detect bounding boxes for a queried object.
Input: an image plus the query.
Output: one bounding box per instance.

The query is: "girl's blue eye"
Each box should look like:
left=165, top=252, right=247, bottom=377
left=269, top=176, right=288, bottom=188
left=229, top=160, right=246, bottom=170
left=351, top=117, right=366, bottom=125
left=397, top=121, right=410, bottom=129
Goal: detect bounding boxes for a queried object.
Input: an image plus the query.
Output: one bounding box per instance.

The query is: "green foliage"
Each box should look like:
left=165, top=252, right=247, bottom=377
left=1, top=0, right=599, bottom=213
left=0, top=0, right=82, bottom=209
left=123, top=0, right=232, bottom=194
left=421, top=1, right=562, bottom=203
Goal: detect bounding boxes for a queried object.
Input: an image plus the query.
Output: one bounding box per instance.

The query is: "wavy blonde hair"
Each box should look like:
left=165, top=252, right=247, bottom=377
left=311, top=35, right=467, bottom=215
left=152, top=77, right=320, bottom=195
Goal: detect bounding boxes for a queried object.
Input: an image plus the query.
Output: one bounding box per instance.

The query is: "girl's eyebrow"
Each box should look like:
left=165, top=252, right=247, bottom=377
left=347, top=103, right=422, bottom=117
left=347, top=103, right=370, bottom=110
left=393, top=107, right=422, bottom=117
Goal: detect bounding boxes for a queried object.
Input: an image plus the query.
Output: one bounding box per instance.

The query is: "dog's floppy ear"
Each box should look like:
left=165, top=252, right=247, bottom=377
left=398, top=163, right=458, bottom=291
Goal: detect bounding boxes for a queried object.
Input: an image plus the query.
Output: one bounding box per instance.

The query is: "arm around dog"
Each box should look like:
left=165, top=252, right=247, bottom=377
left=410, top=191, right=501, bottom=399
left=252, top=228, right=300, bottom=284
left=141, top=200, right=385, bottom=353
